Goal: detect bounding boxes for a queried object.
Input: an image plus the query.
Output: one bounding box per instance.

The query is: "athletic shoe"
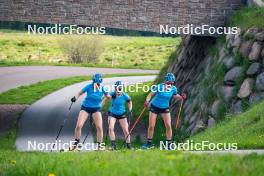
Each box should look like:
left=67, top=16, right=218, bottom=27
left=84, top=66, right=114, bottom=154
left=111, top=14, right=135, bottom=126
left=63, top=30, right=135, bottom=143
left=141, top=143, right=154, bottom=150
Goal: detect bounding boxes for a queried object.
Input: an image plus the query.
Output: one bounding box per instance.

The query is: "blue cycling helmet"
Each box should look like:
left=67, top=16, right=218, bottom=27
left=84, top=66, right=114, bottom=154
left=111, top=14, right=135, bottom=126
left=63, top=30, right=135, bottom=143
left=92, top=73, right=103, bottom=84
left=114, top=81, right=124, bottom=90
left=164, top=72, right=175, bottom=82
left=115, top=81, right=123, bottom=87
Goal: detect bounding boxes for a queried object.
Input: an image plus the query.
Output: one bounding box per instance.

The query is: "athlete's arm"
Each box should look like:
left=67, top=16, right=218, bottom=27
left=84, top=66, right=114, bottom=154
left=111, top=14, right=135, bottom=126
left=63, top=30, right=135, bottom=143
left=173, top=93, right=186, bottom=100
left=144, top=92, right=155, bottom=107
left=104, top=93, right=112, bottom=99
left=146, top=92, right=155, bottom=102
left=71, top=90, right=84, bottom=102
left=101, top=96, right=108, bottom=106
left=76, top=90, right=84, bottom=99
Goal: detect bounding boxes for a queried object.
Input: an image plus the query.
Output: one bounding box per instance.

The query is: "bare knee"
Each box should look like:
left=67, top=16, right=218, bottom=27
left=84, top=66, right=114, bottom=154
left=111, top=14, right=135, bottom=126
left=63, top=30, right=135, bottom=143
left=96, top=125, right=103, bottom=133
left=148, top=125, right=155, bottom=131
left=165, top=123, right=172, bottom=131
left=75, top=124, right=83, bottom=131
left=109, top=126, right=114, bottom=133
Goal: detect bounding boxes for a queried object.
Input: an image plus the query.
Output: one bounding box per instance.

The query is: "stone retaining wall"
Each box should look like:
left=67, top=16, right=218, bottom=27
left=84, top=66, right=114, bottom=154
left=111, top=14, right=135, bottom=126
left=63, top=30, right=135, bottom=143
left=0, top=0, right=242, bottom=33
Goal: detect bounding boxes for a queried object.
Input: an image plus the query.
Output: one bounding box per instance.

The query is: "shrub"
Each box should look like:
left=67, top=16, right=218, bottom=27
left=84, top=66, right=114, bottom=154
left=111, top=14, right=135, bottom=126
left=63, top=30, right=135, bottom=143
left=59, top=36, right=104, bottom=63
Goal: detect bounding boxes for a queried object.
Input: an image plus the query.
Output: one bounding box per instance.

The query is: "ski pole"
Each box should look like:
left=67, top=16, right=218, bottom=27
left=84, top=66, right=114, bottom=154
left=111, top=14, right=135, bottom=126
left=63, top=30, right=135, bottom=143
left=105, top=116, right=110, bottom=142
left=124, top=107, right=146, bottom=143
left=172, top=98, right=184, bottom=142
left=175, top=98, right=184, bottom=129
left=127, top=111, right=132, bottom=127
left=51, top=101, right=74, bottom=151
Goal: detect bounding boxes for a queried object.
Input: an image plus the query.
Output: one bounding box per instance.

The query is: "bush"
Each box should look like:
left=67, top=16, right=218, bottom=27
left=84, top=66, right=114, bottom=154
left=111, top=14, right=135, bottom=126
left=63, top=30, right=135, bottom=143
left=60, top=36, right=104, bottom=63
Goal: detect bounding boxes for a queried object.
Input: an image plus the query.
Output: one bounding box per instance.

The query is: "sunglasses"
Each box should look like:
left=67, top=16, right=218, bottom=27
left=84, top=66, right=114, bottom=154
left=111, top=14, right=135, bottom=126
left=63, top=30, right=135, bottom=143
left=165, top=81, right=174, bottom=85
left=115, top=86, right=123, bottom=91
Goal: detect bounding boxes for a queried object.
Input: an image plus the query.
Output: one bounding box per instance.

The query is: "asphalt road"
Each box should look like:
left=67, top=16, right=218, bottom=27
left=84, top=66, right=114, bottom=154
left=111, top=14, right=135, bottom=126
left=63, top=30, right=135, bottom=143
left=0, top=66, right=158, bottom=93
left=15, top=75, right=156, bottom=151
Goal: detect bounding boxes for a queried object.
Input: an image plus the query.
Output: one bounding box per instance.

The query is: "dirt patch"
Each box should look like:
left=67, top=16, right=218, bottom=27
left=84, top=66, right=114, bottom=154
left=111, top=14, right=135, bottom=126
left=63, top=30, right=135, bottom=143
left=0, top=104, right=28, bottom=137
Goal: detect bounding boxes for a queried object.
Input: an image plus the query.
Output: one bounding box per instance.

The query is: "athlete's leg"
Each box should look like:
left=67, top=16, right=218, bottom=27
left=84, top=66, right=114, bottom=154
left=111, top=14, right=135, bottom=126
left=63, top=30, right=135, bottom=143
left=74, top=110, right=89, bottom=140
left=119, top=118, right=130, bottom=143
left=141, top=112, right=157, bottom=149
left=147, top=112, right=157, bottom=139
left=92, top=112, right=103, bottom=143
left=108, top=116, right=117, bottom=141
left=161, top=113, right=172, bottom=140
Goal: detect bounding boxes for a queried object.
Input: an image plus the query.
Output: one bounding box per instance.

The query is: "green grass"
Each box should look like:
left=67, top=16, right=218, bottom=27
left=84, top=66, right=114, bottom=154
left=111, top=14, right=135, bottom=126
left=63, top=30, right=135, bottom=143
left=0, top=82, right=264, bottom=176
left=0, top=150, right=263, bottom=176
left=0, top=30, right=181, bottom=69
left=229, top=7, right=264, bottom=30
left=0, top=73, right=155, bottom=104
left=190, top=100, right=264, bottom=149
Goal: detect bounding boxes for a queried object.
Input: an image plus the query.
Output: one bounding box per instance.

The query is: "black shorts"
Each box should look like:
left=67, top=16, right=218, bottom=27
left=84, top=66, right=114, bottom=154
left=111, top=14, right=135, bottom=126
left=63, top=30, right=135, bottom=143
left=150, top=104, right=170, bottom=114
left=81, top=106, right=100, bottom=114
left=108, top=111, right=126, bottom=119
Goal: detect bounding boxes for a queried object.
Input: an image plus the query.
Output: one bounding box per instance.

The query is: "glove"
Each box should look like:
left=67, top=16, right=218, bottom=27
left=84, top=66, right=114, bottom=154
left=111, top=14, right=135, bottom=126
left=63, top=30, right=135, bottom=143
left=111, top=93, right=116, bottom=99
left=181, top=93, right=186, bottom=100
left=144, top=101, right=149, bottom=108
left=71, top=96, right=76, bottom=102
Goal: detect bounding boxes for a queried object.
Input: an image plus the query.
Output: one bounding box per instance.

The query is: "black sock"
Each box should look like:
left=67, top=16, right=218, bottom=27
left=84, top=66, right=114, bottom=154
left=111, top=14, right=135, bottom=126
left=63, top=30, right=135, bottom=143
left=74, top=139, right=80, bottom=146
left=111, top=140, right=116, bottom=146
left=166, top=139, right=172, bottom=145
left=111, top=140, right=116, bottom=149
left=166, top=139, right=172, bottom=149
left=147, top=138, right=152, bottom=145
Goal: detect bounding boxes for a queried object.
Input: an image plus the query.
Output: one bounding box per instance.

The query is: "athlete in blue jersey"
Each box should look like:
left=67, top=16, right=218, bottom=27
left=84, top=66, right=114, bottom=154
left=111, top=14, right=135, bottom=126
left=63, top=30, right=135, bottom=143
left=142, top=73, right=186, bottom=149
left=69, top=73, right=110, bottom=150
left=108, top=81, right=132, bottom=150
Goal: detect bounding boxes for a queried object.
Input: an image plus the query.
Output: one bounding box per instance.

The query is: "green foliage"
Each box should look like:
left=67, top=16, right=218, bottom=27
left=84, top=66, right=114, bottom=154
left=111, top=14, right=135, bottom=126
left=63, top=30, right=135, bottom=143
left=0, top=127, right=17, bottom=150
left=155, top=47, right=179, bottom=84
left=241, top=98, right=250, bottom=112
left=59, top=36, right=105, bottom=63
left=191, top=100, right=264, bottom=149
left=229, top=7, right=264, bottom=30
left=244, top=33, right=255, bottom=41
left=208, top=46, right=219, bottom=58
left=234, top=52, right=243, bottom=65
left=206, top=87, right=218, bottom=105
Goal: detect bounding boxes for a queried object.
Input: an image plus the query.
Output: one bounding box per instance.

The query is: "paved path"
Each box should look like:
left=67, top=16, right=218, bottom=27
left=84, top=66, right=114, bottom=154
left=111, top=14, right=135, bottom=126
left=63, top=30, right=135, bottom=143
left=16, top=75, right=156, bottom=151
left=0, top=66, right=158, bottom=93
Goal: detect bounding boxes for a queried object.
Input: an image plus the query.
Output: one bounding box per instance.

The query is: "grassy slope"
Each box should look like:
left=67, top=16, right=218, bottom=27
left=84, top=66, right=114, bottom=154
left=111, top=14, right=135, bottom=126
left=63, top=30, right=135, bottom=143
left=0, top=150, right=263, bottom=176
left=0, top=73, right=154, bottom=104
left=185, top=6, right=264, bottom=149
left=190, top=100, right=264, bottom=149
left=0, top=30, right=181, bottom=69
left=229, top=7, right=264, bottom=30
